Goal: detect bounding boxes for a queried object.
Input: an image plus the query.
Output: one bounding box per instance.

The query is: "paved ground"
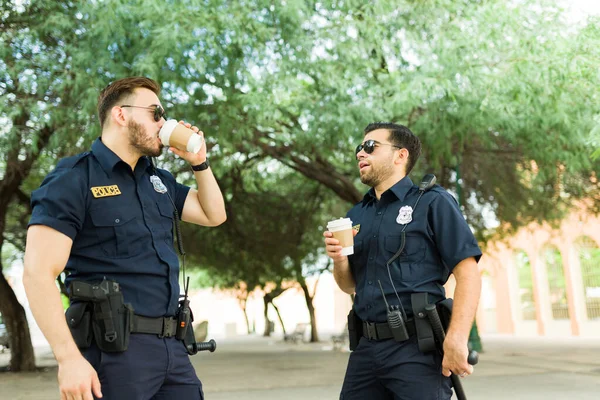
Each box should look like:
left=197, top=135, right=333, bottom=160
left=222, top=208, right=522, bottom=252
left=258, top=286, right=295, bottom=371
left=1, top=334, right=600, bottom=399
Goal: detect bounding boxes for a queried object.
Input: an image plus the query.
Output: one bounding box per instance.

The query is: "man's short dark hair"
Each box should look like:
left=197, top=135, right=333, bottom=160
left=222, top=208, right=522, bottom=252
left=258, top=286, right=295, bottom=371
left=97, top=77, right=161, bottom=129
left=364, top=122, right=422, bottom=175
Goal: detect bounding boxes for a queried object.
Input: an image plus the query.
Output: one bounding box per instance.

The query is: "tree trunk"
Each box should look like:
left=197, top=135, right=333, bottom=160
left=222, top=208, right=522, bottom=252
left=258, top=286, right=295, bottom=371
left=270, top=301, right=286, bottom=335
left=0, top=271, right=36, bottom=371
left=299, top=278, right=319, bottom=342
left=262, top=295, right=271, bottom=337
left=0, top=116, right=54, bottom=371
left=240, top=299, right=251, bottom=334
left=261, top=286, right=288, bottom=337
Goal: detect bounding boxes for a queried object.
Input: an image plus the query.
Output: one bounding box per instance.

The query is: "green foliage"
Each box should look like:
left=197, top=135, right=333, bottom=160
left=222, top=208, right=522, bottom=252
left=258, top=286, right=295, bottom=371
left=1, top=0, right=599, bottom=287
left=180, top=158, right=333, bottom=290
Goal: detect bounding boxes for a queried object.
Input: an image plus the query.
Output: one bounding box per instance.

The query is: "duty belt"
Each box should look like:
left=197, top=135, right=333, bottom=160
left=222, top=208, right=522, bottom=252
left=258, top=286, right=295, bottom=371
left=362, top=319, right=416, bottom=341
left=131, top=315, right=178, bottom=338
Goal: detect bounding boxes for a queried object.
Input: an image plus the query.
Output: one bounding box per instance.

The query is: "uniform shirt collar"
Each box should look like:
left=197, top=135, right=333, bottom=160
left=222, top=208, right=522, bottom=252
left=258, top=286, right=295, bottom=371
left=91, top=137, right=151, bottom=175
left=363, top=175, right=415, bottom=204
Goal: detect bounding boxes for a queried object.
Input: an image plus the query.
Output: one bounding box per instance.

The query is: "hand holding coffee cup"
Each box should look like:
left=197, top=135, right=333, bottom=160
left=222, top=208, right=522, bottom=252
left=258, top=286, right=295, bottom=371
left=159, top=119, right=204, bottom=153
left=324, top=218, right=356, bottom=260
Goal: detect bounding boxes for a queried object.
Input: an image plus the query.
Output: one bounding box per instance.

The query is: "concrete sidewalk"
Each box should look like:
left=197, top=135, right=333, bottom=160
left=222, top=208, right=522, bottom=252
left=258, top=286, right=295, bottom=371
left=1, top=334, right=599, bottom=399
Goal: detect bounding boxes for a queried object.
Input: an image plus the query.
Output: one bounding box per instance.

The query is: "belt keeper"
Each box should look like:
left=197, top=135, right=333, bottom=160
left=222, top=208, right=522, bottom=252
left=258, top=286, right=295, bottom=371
left=160, top=317, right=176, bottom=338
left=365, top=322, right=377, bottom=340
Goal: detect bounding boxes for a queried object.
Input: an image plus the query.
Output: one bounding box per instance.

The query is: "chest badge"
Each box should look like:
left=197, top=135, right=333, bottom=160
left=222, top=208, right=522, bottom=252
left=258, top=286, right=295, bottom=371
left=90, top=185, right=121, bottom=198
left=352, top=224, right=361, bottom=233
left=150, top=175, right=168, bottom=194
left=396, top=206, right=413, bottom=225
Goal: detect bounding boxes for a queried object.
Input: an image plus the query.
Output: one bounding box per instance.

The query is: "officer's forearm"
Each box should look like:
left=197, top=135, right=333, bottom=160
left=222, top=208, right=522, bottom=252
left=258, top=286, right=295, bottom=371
left=333, top=258, right=355, bottom=294
left=446, top=257, right=481, bottom=344
left=23, top=270, right=80, bottom=363
left=193, top=169, right=226, bottom=226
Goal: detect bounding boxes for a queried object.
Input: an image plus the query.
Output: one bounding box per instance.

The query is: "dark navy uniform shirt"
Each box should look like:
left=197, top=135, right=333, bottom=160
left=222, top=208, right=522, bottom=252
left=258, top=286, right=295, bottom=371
left=347, top=176, right=482, bottom=323
left=29, top=138, right=190, bottom=317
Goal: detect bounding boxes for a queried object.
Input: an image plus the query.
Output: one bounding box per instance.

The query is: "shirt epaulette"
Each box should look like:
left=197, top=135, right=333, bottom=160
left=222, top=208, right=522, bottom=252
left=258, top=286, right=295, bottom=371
left=55, top=152, right=91, bottom=170
left=428, top=185, right=445, bottom=194
left=427, top=185, right=460, bottom=206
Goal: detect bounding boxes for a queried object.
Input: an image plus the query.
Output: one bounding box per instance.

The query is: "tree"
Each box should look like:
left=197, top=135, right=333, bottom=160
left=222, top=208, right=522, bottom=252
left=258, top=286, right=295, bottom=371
left=0, top=1, right=101, bottom=371
left=2, top=0, right=599, bottom=369
left=181, top=158, right=335, bottom=341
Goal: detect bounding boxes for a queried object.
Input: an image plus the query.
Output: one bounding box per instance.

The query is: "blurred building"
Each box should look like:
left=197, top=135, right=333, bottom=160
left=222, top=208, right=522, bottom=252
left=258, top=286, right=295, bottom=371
left=469, top=208, right=600, bottom=337
left=7, top=209, right=599, bottom=348
left=226, top=207, right=600, bottom=341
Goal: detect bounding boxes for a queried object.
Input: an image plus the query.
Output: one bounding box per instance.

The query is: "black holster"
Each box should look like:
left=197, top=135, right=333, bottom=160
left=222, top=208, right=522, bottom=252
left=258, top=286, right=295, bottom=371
left=181, top=306, right=198, bottom=355
left=412, top=293, right=453, bottom=353
left=347, top=309, right=363, bottom=351
left=67, top=279, right=134, bottom=353
left=66, top=302, right=94, bottom=349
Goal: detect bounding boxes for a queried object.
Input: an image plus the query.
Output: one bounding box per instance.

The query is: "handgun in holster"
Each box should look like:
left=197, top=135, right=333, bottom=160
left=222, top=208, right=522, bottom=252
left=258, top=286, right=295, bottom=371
left=68, top=279, right=133, bottom=353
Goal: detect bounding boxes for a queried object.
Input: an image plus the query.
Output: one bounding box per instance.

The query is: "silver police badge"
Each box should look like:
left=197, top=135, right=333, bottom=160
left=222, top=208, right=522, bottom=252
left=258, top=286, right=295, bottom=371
left=396, top=206, right=413, bottom=225
left=150, top=175, right=168, bottom=194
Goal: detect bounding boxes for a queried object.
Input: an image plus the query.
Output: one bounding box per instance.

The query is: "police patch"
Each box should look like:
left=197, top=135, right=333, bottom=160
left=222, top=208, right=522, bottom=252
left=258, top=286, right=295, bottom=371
left=396, top=206, right=413, bottom=225
left=150, top=175, right=168, bottom=194
left=352, top=224, right=361, bottom=233
left=90, top=185, right=121, bottom=198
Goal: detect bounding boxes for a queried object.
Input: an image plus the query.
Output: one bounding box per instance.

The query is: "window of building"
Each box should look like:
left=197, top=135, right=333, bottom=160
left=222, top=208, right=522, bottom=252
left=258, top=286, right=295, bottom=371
left=514, top=250, right=536, bottom=320
left=576, top=236, right=600, bottom=320
left=543, top=246, right=569, bottom=320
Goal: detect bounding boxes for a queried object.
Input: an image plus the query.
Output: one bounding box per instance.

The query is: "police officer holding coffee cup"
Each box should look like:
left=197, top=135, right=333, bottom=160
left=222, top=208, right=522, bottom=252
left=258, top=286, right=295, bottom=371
left=23, top=76, right=226, bottom=400
left=323, top=122, right=482, bottom=400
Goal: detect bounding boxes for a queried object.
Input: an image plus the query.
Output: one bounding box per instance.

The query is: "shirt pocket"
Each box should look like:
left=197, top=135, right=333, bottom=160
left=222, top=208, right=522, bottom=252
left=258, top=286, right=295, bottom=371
left=384, top=234, right=426, bottom=282
left=89, top=207, right=139, bottom=258
left=348, top=240, right=364, bottom=272
left=156, top=200, right=175, bottom=243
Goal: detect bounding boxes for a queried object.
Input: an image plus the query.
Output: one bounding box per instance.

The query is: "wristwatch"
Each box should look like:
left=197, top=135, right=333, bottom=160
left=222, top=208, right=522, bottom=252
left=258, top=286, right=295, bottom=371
left=191, top=159, right=210, bottom=172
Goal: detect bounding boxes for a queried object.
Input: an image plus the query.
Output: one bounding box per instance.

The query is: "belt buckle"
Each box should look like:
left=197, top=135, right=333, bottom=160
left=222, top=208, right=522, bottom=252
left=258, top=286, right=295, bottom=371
left=161, top=317, right=175, bottom=338
left=365, top=322, right=378, bottom=340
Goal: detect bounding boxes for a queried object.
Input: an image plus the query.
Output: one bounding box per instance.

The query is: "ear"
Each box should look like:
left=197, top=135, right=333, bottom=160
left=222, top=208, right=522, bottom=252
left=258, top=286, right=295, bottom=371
left=110, top=105, right=128, bottom=128
left=394, top=148, right=409, bottom=165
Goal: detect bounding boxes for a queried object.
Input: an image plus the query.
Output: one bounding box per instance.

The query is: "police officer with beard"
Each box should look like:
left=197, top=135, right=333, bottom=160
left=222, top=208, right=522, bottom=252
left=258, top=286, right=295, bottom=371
left=324, top=122, right=482, bottom=400
left=23, top=77, right=226, bottom=400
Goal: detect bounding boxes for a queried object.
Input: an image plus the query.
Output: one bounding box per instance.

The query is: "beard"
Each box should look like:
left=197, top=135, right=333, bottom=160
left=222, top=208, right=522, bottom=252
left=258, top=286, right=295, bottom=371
left=360, top=155, right=395, bottom=188
left=128, top=120, right=162, bottom=157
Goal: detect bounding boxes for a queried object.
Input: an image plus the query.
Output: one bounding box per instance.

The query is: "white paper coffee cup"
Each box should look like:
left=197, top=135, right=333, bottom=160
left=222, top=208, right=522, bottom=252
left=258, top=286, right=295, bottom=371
left=159, top=119, right=204, bottom=153
left=327, top=217, right=354, bottom=256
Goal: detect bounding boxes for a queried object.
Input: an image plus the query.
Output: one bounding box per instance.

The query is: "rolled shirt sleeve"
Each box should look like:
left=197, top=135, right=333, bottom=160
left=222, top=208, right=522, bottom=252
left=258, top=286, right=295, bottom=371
left=29, top=166, right=86, bottom=240
left=429, top=190, right=482, bottom=272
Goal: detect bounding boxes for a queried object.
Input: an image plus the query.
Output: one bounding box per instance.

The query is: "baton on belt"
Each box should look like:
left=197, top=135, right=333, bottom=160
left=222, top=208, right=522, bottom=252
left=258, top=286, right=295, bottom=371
left=187, top=339, right=217, bottom=354
left=424, top=304, right=478, bottom=400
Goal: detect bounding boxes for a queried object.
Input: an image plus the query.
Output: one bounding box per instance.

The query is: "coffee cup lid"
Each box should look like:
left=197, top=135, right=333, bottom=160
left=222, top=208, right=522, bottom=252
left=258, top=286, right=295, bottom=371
left=327, top=217, right=352, bottom=229
left=159, top=119, right=178, bottom=144
left=187, top=134, right=204, bottom=153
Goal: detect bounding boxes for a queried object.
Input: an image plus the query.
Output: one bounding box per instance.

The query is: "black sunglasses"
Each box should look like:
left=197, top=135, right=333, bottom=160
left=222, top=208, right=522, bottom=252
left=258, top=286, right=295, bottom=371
left=121, top=105, right=167, bottom=122
left=355, top=139, right=402, bottom=156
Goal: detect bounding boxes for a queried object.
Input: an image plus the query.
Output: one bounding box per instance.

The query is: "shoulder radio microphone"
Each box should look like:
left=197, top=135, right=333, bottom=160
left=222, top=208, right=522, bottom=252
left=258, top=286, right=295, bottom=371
left=418, top=174, right=436, bottom=192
